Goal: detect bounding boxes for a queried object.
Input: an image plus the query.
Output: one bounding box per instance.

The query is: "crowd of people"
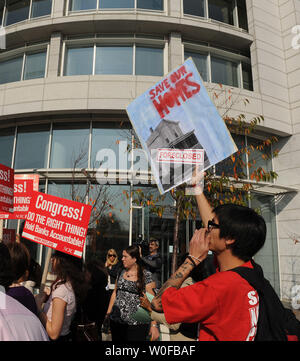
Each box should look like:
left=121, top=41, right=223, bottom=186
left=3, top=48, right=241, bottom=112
left=0, top=232, right=168, bottom=341
left=1, top=171, right=287, bottom=342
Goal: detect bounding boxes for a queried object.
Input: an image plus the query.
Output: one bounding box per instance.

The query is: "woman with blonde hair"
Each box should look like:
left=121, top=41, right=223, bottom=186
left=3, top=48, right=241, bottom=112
left=105, top=249, right=121, bottom=296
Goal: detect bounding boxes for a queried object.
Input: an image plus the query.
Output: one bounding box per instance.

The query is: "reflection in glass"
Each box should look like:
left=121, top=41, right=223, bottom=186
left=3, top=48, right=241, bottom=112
left=91, top=123, right=131, bottom=170
left=0, top=0, right=4, bottom=26
left=91, top=185, right=130, bottom=257
left=31, top=0, right=52, bottom=18
left=5, top=0, right=30, bottom=26
left=185, top=50, right=208, bottom=81
left=64, top=47, right=94, bottom=76
left=95, top=46, right=133, bottom=75
left=69, top=0, right=97, bottom=11
left=14, top=125, right=50, bottom=169
left=237, top=0, right=248, bottom=31
left=137, top=0, right=163, bottom=11
left=23, top=51, right=47, bottom=80
left=0, top=57, right=23, bottom=84
left=208, top=0, right=234, bottom=25
left=0, top=128, right=14, bottom=167
left=183, top=0, right=205, bottom=17
left=215, top=134, right=246, bottom=178
left=248, top=138, right=272, bottom=175
left=135, top=47, right=163, bottom=76
left=242, top=62, right=253, bottom=91
left=100, top=0, right=134, bottom=8
left=47, top=182, right=87, bottom=201
left=50, top=123, right=89, bottom=168
left=211, top=56, right=238, bottom=87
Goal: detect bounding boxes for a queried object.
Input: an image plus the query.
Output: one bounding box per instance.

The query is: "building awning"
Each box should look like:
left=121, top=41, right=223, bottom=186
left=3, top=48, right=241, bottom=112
left=229, top=178, right=299, bottom=195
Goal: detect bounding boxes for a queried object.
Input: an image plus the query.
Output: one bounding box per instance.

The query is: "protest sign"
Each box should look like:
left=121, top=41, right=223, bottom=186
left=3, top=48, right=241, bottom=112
left=127, top=58, right=237, bottom=194
left=0, top=174, right=39, bottom=219
left=2, top=229, right=16, bottom=245
left=22, top=192, right=92, bottom=258
left=0, top=163, right=14, bottom=213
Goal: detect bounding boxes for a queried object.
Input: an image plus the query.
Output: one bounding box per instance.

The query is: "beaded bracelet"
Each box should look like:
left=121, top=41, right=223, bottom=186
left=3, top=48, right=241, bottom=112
left=187, top=254, right=202, bottom=266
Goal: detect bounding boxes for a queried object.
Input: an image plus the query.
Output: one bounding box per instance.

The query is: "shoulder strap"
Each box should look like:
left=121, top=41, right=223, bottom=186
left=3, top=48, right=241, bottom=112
left=231, top=260, right=288, bottom=341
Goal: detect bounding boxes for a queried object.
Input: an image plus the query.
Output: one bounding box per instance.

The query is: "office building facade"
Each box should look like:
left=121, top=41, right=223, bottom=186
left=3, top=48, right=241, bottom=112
left=0, top=0, right=299, bottom=301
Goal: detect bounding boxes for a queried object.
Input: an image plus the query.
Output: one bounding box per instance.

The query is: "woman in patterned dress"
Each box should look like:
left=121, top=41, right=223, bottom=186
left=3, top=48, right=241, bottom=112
left=106, top=245, right=160, bottom=341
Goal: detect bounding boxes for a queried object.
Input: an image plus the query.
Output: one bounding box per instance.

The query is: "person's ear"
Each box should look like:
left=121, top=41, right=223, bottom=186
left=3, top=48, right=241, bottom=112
left=225, top=238, right=235, bottom=249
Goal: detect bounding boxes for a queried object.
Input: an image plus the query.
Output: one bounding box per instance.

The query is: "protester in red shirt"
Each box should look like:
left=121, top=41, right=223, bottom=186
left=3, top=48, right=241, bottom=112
left=151, top=181, right=266, bottom=341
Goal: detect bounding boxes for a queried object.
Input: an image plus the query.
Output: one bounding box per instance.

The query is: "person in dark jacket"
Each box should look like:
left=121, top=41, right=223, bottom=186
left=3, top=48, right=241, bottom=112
left=82, top=260, right=110, bottom=340
left=141, top=238, right=162, bottom=289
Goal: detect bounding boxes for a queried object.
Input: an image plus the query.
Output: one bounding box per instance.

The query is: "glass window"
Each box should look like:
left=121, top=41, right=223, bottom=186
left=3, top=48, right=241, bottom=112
left=0, top=0, right=4, bottom=26
left=208, top=0, right=234, bottom=25
left=50, top=123, right=89, bottom=168
left=23, top=51, right=47, bottom=80
left=185, top=50, right=208, bottom=81
left=183, top=0, right=205, bottom=17
left=91, top=123, right=131, bottom=170
left=31, top=0, right=52, bottom=18
left=47, top=182, right=87, bottom=201
left=242, top=62, right=253, bottom=91
left=211, top=55, right=238, bottom=87
left=69, top=0, right=97, bottom=11
left=89, top=184, right=130, bottom=258
left=135, top=46, right=163, bottom=76
left=100, top=0, right=134, bottom=8
left=137, top=0, right=163, bottom=11
left=5, top=0, right=30, bottom=26
left=95, top=46, right=133, bottom=75
left=237, top=0, right=248, bottom=31
left=215, top=134, right=247, bottom=178
left=0, top=56, right=23, bottom=84
left=14, top=125, right=50, bottom=169
left=0, top=127, right=15, bottom=167
left=247, top=138, right=272, bottom=178
left=64, top=47, right=94, bottom=76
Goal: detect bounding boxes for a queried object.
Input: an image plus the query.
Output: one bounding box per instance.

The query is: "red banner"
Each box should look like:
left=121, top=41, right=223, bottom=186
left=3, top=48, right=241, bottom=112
left=22, top=192, right=92, bottom=258
left=0, top=163, right=14, bottom=213
left=2, top=229, right=16, bottom=245
left=0, top=174, right=39, bottom=219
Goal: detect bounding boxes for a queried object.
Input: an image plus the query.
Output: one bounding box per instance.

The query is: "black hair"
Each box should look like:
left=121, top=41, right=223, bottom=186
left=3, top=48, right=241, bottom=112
left=124, top=245, right=145, bottom=296
left=52, top=251, right=87, bottom=304
left=0, top=243, right=14, bottom=291
left=213, top=203, right=266, bottom=262
left=7, top=242, right=30, bottom=282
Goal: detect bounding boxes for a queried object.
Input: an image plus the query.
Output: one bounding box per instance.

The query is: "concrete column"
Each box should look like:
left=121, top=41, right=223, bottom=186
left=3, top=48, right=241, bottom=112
left=273, top=0, right=300, bottom=300
left=47, top=32, right=62, bottom=78
left=168, top=32, right=183, bottom=71
left=52, top=0, right=65, bottom=18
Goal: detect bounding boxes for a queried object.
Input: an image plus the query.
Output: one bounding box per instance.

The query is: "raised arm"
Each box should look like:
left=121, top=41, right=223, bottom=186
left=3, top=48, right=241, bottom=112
left=195, top=191, right=214, bottom=228
left=151, top=229, right=209, bottom=313
left=191, top=168, right=214, bottom=227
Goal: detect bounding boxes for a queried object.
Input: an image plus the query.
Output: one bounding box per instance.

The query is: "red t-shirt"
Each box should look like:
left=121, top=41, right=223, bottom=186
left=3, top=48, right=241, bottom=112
left=162, top=260, right=259, bottom=341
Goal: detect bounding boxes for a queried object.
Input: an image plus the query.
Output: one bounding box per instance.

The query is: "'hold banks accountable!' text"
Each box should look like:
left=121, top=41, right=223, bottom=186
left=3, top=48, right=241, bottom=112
left=22, top=192, right=92, bottom=258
